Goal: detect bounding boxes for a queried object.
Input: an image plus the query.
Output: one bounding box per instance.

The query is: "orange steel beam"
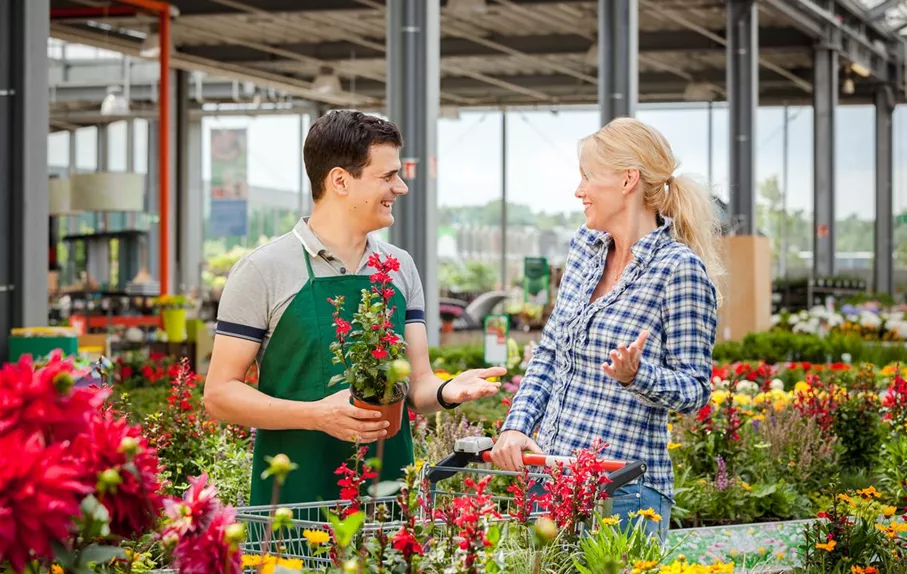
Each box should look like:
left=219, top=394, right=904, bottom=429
left=103, top=0, right=173, bottom=295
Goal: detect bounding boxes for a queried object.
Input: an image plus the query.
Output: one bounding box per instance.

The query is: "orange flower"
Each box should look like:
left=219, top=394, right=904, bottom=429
left=816, top=540, right=837, bottom=552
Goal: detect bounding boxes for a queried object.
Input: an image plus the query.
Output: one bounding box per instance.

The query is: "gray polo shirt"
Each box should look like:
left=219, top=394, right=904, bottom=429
left=216, top=217, right=425, bottom=361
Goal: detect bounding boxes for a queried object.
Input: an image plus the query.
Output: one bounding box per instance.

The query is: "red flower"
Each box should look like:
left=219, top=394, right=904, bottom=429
left=367, top=252, right=383, bottom=270
left=171, top=505, right=243, bottom=574
left=372, top=347, right=389, bottom=360
left=335, top=317, right=352, bottom=337
left=382, top=287, right=395, bottom=300
left=370, top=272, right=392, bottom=284
left=163, top=473, right=222, bottom=538
left=334, top=448, right=377, bottom=517
left=392, top=526, right=423, bottom=558
left=70, top=412, right=165, bottom=539
left=384, top=256, right=401, bottom=273
left=381, top=333, right=400, bottom=346
left=0, top=352, right=108, bottom=442
left=540, top=440, right=612, bottom=532
left=0, top=431, right=93, bottom=572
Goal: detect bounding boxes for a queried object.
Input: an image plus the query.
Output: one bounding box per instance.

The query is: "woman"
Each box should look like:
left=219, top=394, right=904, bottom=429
left=490, top=117, right=722, bottom=541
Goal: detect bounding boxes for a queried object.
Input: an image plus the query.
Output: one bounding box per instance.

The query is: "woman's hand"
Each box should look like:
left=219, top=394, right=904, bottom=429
left=490, top=430, right=544, bottom=472
left=602, top=329, right=649, bottom=384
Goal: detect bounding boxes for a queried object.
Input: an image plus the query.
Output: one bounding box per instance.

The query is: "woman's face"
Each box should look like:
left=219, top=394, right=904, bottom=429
left=575, top=145, right=630, bottom=232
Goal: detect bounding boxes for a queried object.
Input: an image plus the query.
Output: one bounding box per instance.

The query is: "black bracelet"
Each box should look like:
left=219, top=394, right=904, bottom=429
left=437, top=379, right=461, bottom=410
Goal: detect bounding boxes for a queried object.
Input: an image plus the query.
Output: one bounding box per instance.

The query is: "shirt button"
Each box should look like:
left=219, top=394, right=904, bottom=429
left=340, top=267, right=347, bottom=274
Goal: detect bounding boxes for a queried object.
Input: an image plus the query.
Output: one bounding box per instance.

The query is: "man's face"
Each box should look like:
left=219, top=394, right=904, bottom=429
left=347, top=143, right=408, bottom=231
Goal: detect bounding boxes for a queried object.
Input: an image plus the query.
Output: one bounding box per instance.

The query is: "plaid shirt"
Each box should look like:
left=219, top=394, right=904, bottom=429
left=502, top=217, right=717, bottom=501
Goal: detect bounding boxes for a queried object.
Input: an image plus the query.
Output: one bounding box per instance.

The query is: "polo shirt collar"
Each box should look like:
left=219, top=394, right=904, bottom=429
left=292, top=217, right=381, bottom=270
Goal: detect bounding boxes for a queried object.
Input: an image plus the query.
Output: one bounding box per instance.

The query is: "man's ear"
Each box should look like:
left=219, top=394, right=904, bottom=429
left=327, top=167, right=349, bottom=197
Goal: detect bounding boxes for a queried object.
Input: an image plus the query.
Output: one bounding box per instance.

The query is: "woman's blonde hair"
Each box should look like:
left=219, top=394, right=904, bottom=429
left=580, top=117, right=725, bottom=296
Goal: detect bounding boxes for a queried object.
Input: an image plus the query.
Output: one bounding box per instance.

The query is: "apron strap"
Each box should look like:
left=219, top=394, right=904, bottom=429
left=293, top=228, right=317, bottom=278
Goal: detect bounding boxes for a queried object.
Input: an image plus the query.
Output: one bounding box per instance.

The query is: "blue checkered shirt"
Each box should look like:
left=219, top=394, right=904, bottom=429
left=502, top=218, right=717, bottom=501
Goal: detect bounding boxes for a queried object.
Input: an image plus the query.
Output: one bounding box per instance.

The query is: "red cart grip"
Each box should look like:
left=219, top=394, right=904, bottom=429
left=480, top=451, right=627, bottom=472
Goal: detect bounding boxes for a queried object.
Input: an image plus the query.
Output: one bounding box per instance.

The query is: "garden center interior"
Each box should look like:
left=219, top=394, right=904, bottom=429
left=3, top=1, right=907, bottom=571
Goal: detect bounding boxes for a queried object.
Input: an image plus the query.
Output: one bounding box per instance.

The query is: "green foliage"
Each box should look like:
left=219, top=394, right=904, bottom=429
left=439, top=261, right=499, bottom=293
left=713, top=331, right=907, bottom=365
left=573, top=516, right=669, bottom=573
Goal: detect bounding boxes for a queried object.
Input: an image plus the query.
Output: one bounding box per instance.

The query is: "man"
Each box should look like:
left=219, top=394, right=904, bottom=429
left=204, top=110, right=503, bottom=506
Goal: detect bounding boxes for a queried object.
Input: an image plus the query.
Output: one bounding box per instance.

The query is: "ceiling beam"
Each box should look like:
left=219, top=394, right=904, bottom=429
left=176, top=27, right=811, bottom=63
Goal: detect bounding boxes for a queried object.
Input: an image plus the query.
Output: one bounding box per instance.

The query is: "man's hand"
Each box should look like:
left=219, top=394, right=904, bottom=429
left=490, top=430, right=544, bottom=472
left=441, top=367, right=505, bottom=404
left=313, top=389, right=390, bottom=443
left=602, top=329, right=649, bottom=384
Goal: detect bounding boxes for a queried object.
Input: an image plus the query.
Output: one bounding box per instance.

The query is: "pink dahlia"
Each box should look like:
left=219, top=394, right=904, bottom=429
left=171, top=505, right=243, bottom=574
left=163, top=472, right=222, bottom=538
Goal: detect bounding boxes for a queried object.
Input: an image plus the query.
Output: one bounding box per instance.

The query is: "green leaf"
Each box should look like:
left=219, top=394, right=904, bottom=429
left=329, top=374, right=346, bottom=386
left=328, top=511, right=366, bottom=548
left=79, top=544, right=127, bottom=565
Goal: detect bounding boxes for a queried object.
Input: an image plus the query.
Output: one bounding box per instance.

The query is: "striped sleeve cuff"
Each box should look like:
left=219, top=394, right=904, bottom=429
left=216, top=320, right=266, bottom=343
left=405, top=309, right=425, bottom=324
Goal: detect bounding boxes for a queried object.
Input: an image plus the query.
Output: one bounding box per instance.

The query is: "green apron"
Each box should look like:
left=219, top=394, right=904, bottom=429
left=249, top=241, right=415, bottom=508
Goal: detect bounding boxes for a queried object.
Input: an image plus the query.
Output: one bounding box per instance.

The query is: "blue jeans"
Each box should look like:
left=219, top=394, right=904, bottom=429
left=529, top=480, right=672, bottom=543
left=608, top=482, right=672, bottom=543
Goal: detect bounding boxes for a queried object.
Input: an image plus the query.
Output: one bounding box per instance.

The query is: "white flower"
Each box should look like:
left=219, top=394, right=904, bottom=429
left=769, top=379, right=785, bottom=391
left=860, top=312, right=882, bottom=329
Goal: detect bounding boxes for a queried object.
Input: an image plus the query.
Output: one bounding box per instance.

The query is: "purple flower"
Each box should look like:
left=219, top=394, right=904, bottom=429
left=715, top=455, right=728, bottom=491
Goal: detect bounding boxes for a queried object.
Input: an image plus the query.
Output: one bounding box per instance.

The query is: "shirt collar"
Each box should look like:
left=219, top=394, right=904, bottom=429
left=293, top=217, right=380, bottom=264
left=581, top=215, right=674, bottom=264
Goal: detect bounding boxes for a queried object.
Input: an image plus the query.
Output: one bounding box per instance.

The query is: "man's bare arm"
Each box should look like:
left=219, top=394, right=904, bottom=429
left=203, top=335, right=390, bottom=442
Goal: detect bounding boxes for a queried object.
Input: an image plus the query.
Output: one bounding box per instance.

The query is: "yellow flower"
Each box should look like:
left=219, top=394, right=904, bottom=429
left=711, top=391, right=730, bottom=406
left=667, top=423, right=673, bottom=432
left=600, top=515, right=620, bottom=526
left=751, top=414, right=765, bottom=421
left=635, top=508, right=662, bottom=522
left=882, top=506, right=897, bottom=517
left=740, top=482, right=752, bottom=491
left=733, top=394, right=752, bottom=407
left=856, top=486, right=881, bottom=499
left=776, top=552, right=785, bottom=560
left=794, top=381, right=811, bottom=395
left=816, top=540, right=837, bottom=551
left=304, top=528, right=331, bottom=545
left=838, top=493, right=855, bottom=505
left=632, top=559, right=659, bottom=573
left=710, top=563, right=735, bottom=573
left=241, top=555, right=304, bottom=573
left=668, top=442, right=682, bottom=450
left=51, top=566, right=64, bottom=574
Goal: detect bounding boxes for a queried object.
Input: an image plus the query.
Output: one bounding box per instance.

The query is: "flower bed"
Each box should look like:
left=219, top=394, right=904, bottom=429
left=5, top=340, right=907, bottom=572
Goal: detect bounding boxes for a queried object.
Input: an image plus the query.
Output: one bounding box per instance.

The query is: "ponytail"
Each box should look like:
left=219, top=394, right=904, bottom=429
left=660, top=174, right=725, bottom=301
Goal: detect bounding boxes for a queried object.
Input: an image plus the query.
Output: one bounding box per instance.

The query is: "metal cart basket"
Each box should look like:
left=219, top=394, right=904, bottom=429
left=236, top=436, right=646, bottom=569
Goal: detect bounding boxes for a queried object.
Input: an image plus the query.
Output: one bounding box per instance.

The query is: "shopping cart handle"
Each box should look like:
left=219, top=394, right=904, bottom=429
left=424, top=436, right=643, bottom=484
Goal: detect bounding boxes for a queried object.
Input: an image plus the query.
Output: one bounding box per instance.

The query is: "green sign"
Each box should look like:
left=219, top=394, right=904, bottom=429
left=523, top=257, right=550, bottom=305
left=897, top=213, right=907, bottom=224
left=483, top=314, right=510, bottom=366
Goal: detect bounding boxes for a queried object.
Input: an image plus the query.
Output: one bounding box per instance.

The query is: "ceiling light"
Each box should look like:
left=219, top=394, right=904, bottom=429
left=312, top=70, right=341, bottom=95
left=100, top=86, right=129, bottom=116
left=842, top=76, right=855, bottom=94
left=585, top=43, right=598, bottom=67
left=850, top=62, right=872, bottom=78
left=140, top=32, right=160, bottom=58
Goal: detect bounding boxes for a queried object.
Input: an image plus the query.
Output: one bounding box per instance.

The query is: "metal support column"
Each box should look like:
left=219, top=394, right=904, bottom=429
left=0, top=0, right=49, bottom=358
left=146, top=121, right=159, bottom=287
left=874, top=86, right=894, bottom=294
left=299, top=111, right=314, bottom=218
left=598, top=0, right=637, bottom=125
left=500, top=110, right=507, bottom=290
left=813, top=46, right=838, bottom=277
left=386, top=0, right=440, bottom=346
left=727, top=0, right=757, bottom=235
left=175, top=69, right=188, bottom=292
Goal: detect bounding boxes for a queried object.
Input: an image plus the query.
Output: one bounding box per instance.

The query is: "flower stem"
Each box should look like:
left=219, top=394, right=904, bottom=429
left=258, top=479, right=281, bottom=574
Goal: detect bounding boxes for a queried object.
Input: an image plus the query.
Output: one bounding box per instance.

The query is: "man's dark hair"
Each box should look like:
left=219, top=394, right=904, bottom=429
left=304, top=110, right=404, bottom=201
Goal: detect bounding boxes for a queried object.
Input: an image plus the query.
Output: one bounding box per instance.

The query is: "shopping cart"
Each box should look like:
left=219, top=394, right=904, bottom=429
left=236, top=436, right=646, bottom=569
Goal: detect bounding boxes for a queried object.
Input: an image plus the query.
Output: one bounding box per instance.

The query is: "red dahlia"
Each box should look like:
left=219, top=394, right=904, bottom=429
left=0, top=431, right=92, bottom=572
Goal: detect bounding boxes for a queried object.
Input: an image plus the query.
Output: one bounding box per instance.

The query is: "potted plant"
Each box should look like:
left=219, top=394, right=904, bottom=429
left=154, top=294, right=192, bottom=343
left=328, top=253, right=412, bottom=438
